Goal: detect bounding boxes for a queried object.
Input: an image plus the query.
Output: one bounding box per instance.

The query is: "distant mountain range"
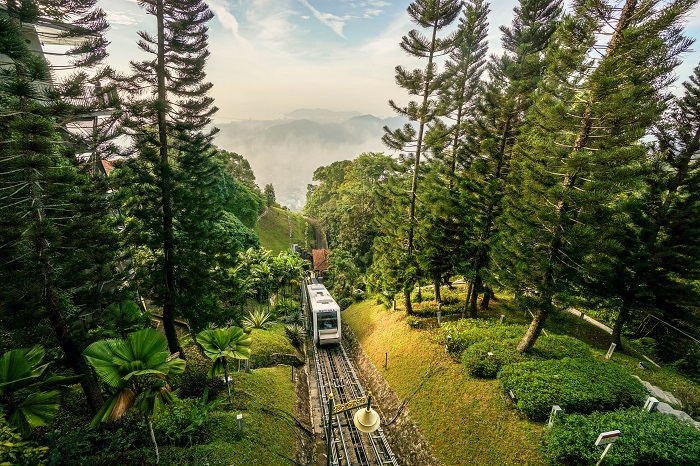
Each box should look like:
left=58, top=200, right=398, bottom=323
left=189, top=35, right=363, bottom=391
left=214, top=109, right=406, bottom=211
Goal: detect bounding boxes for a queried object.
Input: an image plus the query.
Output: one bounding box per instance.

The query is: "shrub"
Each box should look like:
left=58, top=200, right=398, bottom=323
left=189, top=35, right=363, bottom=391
left=46, top=414, right=148, bottom=465
left=674, top=383, right=700, bottom=419
left=274, top=297, right=298, bottom=315
left=0, top=413, right=48, bottom=466
left=674, top=343, right=700, bottom=385
left=281, top=310, right=304, bottom=326
left=177, top=346, right=225, bottom=400
left=337, top=297, right=353, bottom=311
left=543, top=408, right=700, bottom=465
left=462, top=339, right=524, bottom=378
left=498, top=358, right=647, bottom=420
left=249, top=326, right=295, bottom=368
left=436, top=319, right=528, bottom=355
left=285, top=323, right=306, bottom=348
left=531, top=334, right=592, bottom=360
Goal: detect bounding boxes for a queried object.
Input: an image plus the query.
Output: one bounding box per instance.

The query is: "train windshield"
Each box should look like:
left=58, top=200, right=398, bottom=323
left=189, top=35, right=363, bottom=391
left=318, top=312, right=338, bottom=330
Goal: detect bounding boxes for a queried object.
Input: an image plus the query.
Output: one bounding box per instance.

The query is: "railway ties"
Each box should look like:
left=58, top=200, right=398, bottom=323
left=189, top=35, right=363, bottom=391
left=314, top=343, right=398, bottom=466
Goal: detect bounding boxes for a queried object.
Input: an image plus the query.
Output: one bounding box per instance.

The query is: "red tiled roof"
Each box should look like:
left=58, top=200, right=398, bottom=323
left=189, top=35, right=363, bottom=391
left=312, top=249, right=329, bottom=272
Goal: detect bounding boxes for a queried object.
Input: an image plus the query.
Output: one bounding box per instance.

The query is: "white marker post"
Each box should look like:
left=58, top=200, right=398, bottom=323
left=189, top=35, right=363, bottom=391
left=594, top=430, right=620, bottom=466
left=605, top=343, right=617, bottom=360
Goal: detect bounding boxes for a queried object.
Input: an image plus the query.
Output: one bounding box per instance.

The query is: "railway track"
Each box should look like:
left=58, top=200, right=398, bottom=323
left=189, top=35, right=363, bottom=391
left=314, top=343, right=398, bottom=466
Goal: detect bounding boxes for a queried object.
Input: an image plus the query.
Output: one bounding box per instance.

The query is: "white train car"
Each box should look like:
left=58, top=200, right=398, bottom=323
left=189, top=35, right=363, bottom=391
left=306, top=282, right=341, bottom=345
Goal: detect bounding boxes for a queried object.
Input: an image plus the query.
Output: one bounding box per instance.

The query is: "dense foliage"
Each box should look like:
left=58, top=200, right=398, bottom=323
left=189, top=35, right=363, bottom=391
left=498, top=357, right=648, bottom=420
left=544, top=408, right=700, bottom=466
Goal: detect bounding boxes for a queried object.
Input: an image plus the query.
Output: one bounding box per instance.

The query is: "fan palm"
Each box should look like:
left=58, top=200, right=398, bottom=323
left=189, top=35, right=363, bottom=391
left=0, top=346, right=81, bottom=437
left=83, top=328, right=185, bottom=464
left=196, top=326, right=251, bottom=403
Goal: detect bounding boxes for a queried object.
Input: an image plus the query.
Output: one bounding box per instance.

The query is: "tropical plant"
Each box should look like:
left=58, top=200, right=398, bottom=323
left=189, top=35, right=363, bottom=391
left=0, top=345, right=81, bottom=438
left=196, top=326, right=251, bottom=404
left=285, top=324, right=306, bottom=348
left=242, top=310, right=273, bottom=330
left=82, top=328, right=186, bottom=464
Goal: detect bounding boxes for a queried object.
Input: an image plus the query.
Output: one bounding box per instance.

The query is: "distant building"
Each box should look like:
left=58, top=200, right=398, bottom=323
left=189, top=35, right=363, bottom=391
left=312, top=249, right=330, bottom=275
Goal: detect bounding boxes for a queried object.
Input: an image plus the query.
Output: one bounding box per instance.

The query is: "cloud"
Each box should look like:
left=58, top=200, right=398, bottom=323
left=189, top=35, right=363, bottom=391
left=105, top=9, right=138, bottom=26
left=208, top=0, right=242, bottom=38
left=296, top=0, right=351, bottom=38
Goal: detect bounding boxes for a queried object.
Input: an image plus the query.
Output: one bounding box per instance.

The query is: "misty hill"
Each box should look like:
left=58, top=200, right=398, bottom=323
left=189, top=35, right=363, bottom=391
left=214, top=112, right=405, bottom=211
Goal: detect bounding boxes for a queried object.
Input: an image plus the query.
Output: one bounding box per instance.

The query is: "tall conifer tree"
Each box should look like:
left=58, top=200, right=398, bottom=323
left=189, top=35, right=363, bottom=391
left=460, top=0, right=562, bottom=316
left=0, top=0, right=114, bottom=413
left=383, top=0, right=462, bottom=314
left=493, top=0, right=696, bottom=353
left=116, top=0, right=219, bottom=353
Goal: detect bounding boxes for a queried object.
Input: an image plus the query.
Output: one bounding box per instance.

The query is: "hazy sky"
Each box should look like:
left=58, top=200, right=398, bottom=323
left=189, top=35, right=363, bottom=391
left=100, top=1, right=700, bottom=124
left=99, top=1, right=700, bottom=124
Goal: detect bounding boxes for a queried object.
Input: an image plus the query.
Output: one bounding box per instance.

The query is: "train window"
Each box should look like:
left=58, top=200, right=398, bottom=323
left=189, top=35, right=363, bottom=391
left=318, top=312, right=337, bottom=330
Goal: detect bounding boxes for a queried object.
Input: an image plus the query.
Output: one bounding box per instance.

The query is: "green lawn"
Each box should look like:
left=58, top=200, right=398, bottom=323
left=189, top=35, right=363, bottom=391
left=344, top=292, right=700, bottom=465
left=254, top=206, right=312, bottom=254
left=343, top=299, right=546, bottom=466
left=160, top=365, right=297, bottom=466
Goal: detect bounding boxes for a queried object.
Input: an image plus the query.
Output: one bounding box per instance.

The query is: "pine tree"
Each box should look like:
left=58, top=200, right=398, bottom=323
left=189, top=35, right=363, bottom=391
left=460, top=0, right=562, bottom=316
left=116, top=0, right=219, bottom=352
left=592, top=63, right=700, bottom=354
left=493, top=0, right=696, bottom=353
left=0, top=0, right=114, bottom=413
left=410, top=0, right=490, bottom=304
left=382, top=0, right=462, bottom=314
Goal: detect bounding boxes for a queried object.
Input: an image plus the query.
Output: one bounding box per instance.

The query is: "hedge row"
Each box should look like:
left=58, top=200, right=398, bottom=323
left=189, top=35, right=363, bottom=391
left=544, top=408, right=700, bottom=465
left=498, top=358, right=647, bottom=420
left=462, top=334, right=593, bottom=379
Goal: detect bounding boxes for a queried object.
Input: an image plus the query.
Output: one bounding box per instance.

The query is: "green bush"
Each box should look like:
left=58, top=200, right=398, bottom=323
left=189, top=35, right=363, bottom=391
left=0, top=413, right=47, bottom=466
left=544, top=408, right=700, bottom=465
left=177, top=345, right=225, bottom=400
left=531, top=334, right=592, bottom=360
left=462, top=339, right=524, bottom=378
left=437, top=319, right=528, bottom=355
left=284, top=323, right=306, bottom=348
left=674, top=343, right=700, bottom=384
left=46, top=414, right=148, bottom=465
left=249, top=326, right=295, bottom=368
left=498, top=358, right=647, bottom=420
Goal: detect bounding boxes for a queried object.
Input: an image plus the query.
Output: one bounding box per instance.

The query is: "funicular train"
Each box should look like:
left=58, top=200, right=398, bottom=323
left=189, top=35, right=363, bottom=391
left=302, top=278, right=341, bottom=345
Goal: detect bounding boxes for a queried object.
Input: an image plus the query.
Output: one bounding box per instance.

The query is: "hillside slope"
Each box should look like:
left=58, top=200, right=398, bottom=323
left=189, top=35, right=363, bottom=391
left=254, top=206, right=313, bottom=254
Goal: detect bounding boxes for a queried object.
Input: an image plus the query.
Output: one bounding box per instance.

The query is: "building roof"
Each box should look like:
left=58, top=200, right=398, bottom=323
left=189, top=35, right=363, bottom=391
left=312, top=249, right=329, bottom=272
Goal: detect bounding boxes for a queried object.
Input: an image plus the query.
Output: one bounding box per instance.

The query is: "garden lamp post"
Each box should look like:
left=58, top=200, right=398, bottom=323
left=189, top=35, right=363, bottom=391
left=326, top=391, right=381, bottom=466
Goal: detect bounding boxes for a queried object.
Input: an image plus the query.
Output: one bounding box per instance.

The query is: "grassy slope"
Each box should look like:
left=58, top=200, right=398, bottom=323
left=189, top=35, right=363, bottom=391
left=344, top=299, right=546, bottom=466
left=345, top=289, right=700, bottom=465
left=254, top=206, right=312, bottom=254
left=160, top=365, right=296, bottom=466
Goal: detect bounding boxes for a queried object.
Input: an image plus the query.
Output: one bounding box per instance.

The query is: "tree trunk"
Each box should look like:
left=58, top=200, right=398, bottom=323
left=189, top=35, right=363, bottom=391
left=156, top=0, right=182, bottom=356
left=468, top=274, right=482, bottom=318
left=404, top=289, right=413, bottom=316
left=611, top=298, right=630, bottom=350
left=464, top=280, right=474, bottom=317
left=480, top=285, right=492, bottom=309
left=516, top=299, right=551, bottom=353
left=433, top=277, right=441, bottom=303
left=223, top=357, right=232, bottom=404
left=146, top=415, right=160, bottom=464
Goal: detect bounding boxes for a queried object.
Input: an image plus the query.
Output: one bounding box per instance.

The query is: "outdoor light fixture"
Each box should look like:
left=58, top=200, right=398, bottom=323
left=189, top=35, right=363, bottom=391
left=353, top=396, right=380, bottom=432
left=326, top=392, right=381, bottom=466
